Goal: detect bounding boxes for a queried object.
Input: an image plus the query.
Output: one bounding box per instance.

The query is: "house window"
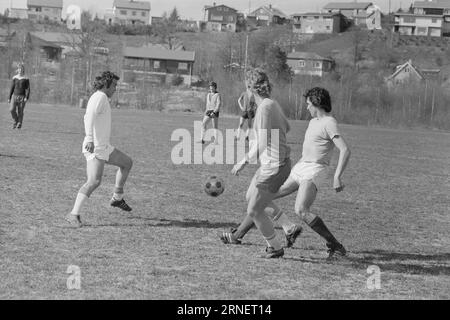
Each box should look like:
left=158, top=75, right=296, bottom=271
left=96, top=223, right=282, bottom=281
left=403, top=16, right=415, bottom=23
left=154, top=61, right=160, bottom=69
left=120, top=10, right=127, bottom=15
left=313, top=62, right=321, bottom=68
left=417, top=27, right=427, bottom=34
left=228, top=16, right=234, bottom=22
left=326, top=25, right=330, bottom=30
left=224, top=8, right=228, bottom=12
left=298, top=60, right=305, bottom=67
left=211, top=15, right=223, bottom=21
left=132, top=11, right=136, bottom=16
left=314, top=16, right=319, bottom=19
left=217, top=7, right=222, bottom=11
left=141, top=11, right=146, bottom=17
left=431, top=18, right=437, bottom=23
left=178, top=62, right=188, bottom=70
left=404, top=67, right=409, bottom=72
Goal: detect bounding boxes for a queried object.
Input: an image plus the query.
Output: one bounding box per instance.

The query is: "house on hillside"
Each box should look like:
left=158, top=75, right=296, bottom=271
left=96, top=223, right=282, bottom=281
left=291, top=12, right=344, bottom=34
left=27, top=0, right=63, bottom=23
left=6, top=8, right=29, bottom=19
left=393, top=0, right=450, bottom=37
left=203, top=4, right=238, bottom=32
left=249, top=4, right=289, bottom=26
left=27, top=31, right=83, bottom=62
left=385, top=60, right=441, bottom=87
left=105, top=0, right=151, bottom=25
left=286, top=51, right=335, bottom=77
left=122, top=46, right=195, bottom=85
left=323, top=2, right=373, bottom=21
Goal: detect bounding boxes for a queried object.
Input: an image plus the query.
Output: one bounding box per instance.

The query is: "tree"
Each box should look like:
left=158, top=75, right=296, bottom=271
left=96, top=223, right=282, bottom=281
left=168, top=7, right=179, bottom=24
left=263, top=45, right=292, bottom=83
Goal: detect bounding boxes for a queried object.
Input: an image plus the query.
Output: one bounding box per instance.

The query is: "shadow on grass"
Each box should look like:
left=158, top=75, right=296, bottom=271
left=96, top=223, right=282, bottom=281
left=285, top=248, right=450, bottom=276
left=0, top=154, right=30, bottom=159
left=80, top=217, right=240, bottom=230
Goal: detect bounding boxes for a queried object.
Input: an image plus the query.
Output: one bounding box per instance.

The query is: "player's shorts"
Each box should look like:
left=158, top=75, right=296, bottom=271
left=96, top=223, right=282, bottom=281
left=205, top=110, right=219, bottom=118
left=289, top=161, right=328, bottom=190
left=241, top=109, right=255, bottom=119
left=254, top=158, right=291, bottom=193
left=82, top=142, right=115, bottom=162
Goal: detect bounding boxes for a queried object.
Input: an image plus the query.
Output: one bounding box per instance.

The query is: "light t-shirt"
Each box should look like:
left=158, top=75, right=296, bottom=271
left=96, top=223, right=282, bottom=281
left=206, top=92, right=222, bottom=112
left=250, top=98, right=290, bottom=174
left=300, top=116, right=340, bottom=166
left=83, top=91, right=111, bottom=148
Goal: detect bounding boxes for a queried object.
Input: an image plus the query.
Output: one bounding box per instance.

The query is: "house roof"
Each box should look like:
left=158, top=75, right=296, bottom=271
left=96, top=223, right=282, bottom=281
left=386, top=60, right=424, bottom=81
left=250, top=6, right=289, bottom=19
left=113, top=0, right=151, bottom=11
left=30, top=31, right=82, bottom=45
left=292, top=12, right=339, bottom=17
left=204, top=4, right=238, bottom=12
left=287, top=51, right=333, bottom=61
left=27, top=0, right=63, bottom=8
left=323, top=2, right=373, bottom=10
left=413, top=1, right=450, bottom=9
left=123, top=46, right=195, bottom=62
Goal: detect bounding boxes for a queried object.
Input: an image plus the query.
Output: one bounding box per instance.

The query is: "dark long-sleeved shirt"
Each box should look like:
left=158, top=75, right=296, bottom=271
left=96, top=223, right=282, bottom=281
left=9, top=76, right=30, bottom=100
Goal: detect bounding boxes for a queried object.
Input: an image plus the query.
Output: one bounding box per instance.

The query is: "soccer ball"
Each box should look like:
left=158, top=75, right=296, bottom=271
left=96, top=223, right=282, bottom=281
left=204, top=176, right=224, bottom=197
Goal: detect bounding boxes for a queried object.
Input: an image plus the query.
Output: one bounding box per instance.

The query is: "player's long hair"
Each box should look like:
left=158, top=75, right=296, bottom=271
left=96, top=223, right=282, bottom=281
left=92, top=71, right=120, bottom=91
left=245, top=68, right=271, bottom=98
left=304, top=87, right=332, bottom=112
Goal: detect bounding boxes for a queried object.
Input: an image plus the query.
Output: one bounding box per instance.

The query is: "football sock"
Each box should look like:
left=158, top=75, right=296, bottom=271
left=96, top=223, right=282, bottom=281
left=264, top=233, right=282, bottom=251
left=308, top=216, right=339, bottom=244
left=273, top=210, right=296, bottom=235
left=71, top=193, right=88, bottom=216
left=234, top=215, right=255, bottom=239
left=112, top=192, right=124, bottom=201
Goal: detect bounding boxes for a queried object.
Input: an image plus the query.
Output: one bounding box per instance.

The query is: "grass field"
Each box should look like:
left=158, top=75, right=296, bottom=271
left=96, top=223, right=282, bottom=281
left=0, top=103, right=449, bottom=300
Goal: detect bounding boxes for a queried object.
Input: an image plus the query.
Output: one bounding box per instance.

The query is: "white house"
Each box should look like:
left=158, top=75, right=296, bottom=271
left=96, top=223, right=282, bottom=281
left=105, top=0, right=151, bottom=25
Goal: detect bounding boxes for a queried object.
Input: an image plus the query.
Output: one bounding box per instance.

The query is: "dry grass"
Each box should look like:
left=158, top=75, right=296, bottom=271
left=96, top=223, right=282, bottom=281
left=0, top=104, right=449, bottom=299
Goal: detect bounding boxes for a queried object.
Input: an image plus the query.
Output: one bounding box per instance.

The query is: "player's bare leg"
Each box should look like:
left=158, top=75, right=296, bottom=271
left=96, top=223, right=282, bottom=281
left=236, top=117, right=245, bottom=140
left=200, top=115, right=210, bottom=144
left=66, top=158, right=105, bottom=227
left=211, top=117, right=219, bottom=144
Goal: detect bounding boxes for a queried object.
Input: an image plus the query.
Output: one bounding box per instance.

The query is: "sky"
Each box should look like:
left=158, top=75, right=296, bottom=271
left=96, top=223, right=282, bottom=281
left=2, top=0, right=410, bottom=20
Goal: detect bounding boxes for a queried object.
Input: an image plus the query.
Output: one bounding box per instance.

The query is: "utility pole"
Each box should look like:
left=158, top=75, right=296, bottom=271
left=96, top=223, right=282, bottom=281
left=244, top=33, right=249, bottom=72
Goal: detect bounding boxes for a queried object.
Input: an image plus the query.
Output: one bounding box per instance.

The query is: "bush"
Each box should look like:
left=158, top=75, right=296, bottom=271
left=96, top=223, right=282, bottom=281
left=171, top=74, right=184, bottom=86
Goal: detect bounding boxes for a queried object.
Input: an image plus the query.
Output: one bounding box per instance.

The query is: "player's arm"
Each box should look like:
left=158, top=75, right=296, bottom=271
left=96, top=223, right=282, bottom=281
left=83, top=101, right=98, bottom=152
left=213, top=93, right=221, bottom=113
left=232, top=106, right=270, bottom=175
left=332, top=135, right=351, bottom=192
left=8, top=78, right=15, bottom=102
left=237, top=93, right=245, bottom=111
left=25, top=79, right=30, bottom=101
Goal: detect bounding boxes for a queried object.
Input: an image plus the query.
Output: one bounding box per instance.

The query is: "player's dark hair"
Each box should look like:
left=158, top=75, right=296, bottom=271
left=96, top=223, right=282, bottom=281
left=209, top=81, right=217, bottom=89
left=304, top=87, right=332, bottom=112
left=93, top=71, right=120, bottom=91
left=245, top=68, right=271, bottom=98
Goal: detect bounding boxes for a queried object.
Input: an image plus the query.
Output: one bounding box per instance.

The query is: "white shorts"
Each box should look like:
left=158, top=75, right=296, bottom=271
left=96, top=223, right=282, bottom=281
left=82, top=142, right=115, bottom=162
left=289, top=162, right=329, bottom=189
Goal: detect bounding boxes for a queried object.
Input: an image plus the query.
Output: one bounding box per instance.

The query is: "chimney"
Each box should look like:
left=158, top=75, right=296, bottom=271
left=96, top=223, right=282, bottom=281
left=269, top=4, right=272, bottom=9
left=213, top=2, right=216, bottom=7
